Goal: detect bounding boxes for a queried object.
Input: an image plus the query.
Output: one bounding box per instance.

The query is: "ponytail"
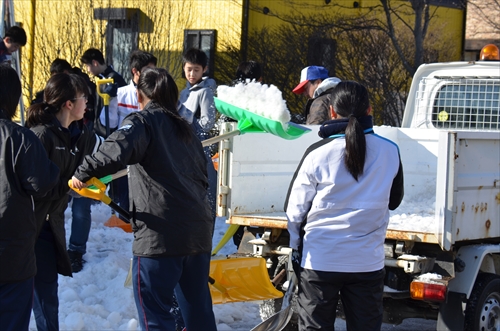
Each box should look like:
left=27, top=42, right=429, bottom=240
left=26, top=73, right=88, bottom=128
left=137, top=67, right=192, bottom=142
left=26, top=102, right=58, bottom=128
left=330, top=81, right=370, bottom=181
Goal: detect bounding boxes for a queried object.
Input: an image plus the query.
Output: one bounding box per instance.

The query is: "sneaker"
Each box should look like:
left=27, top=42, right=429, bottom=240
left=68, top=250, right=85, bottom=273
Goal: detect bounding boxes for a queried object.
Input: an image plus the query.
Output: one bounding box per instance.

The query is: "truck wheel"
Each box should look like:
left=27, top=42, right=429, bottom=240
left=464, top=273, right=500, bottom=331
left=259, top=255, right=298, bottom=331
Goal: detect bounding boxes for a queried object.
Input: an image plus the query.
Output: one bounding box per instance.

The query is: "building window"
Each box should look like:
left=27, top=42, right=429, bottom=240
left=307, top=37, right=337, bottom=76
left=94, top=8, right=139, bottom=82
left=184, top=30, right=216, bottom=78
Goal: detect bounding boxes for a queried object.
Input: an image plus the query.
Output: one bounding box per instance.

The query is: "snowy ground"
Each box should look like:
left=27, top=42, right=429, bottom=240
left=26, top=200, right=438, bottom=330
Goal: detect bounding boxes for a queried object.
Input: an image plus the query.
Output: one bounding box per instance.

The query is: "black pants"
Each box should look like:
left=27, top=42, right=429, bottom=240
left=298, top=268, right=385, bottom=331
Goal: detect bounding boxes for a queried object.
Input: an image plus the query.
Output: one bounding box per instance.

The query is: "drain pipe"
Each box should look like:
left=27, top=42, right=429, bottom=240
left=241, top=0, right=249, bottom=62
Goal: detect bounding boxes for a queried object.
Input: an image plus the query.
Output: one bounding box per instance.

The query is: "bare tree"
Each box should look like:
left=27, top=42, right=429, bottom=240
left=465, top=0, right=500, bottom=39
left=135, top=0, right=195, bottom=81
left=220, top=0, right=461, bottom=125
left=246, top=0, right=460, bottom=75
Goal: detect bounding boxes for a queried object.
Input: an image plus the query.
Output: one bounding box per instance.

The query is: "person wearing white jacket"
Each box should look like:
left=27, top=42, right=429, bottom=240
left=285, top=81, right=404, bottom=331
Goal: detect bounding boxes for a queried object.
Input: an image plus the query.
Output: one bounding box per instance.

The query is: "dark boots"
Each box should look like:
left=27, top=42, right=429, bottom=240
left=67, top=250, right=85, bottom=273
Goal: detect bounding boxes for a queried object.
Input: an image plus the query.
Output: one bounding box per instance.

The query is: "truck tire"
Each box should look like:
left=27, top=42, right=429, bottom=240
left=259, top=255, right=298, bottom=331
left=464, top=273, right=500, bottom=331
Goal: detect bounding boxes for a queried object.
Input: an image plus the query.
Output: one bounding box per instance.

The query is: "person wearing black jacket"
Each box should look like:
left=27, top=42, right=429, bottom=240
left=31, top=58, right=99, bottom=273
left=25, top=73, right=101, bottom=331
left=72, top=68, right=217, bottom=331
left=80, top=48, right=126, bottom=138
left=0, top=64, right=60, bottom=331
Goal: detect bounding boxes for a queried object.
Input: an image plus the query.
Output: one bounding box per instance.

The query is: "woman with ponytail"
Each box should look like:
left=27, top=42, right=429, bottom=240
left=72, top=67, right=216, bottom=331
left=26, top=73, right=100, bottom=331
left=26, top=72, right=101, bottom=331
left=285, top=81, right=404, bottom=330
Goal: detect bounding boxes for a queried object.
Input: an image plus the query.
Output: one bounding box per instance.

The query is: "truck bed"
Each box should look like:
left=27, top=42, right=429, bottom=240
left=217, top=123, right=499, bottom=250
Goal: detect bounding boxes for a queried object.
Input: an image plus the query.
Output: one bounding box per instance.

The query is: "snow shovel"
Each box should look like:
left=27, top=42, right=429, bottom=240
left=68, top=176, right=130, bottom=230
left=214, top=98, right=311, bottom=140
left=209, top=256, right=283, bottom=304
left=250, top=272, right=297, bottom=331
left=83, top=168, right=132, bottom=232
left=69, top=178, right=284, bottom=305
left=200, top=98, right=311, bottom=148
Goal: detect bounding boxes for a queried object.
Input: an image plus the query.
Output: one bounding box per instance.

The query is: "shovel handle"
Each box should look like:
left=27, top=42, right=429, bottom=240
left=208, top=276, right=227, bottom=294
left=202, top=130, right=241, bottom=147
left=96, top=78, right=114, bottom=105
left=87, top=169, right=128, bottom=189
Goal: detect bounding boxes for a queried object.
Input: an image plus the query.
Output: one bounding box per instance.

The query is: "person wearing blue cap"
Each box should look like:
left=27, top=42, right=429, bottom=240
left=293, top=66, right=341, bottom=125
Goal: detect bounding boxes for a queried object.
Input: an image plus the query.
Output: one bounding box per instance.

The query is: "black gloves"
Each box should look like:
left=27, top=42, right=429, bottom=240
left=291, top=248, right=302, bottom=278
left=100, top=83, right=118, bottom=98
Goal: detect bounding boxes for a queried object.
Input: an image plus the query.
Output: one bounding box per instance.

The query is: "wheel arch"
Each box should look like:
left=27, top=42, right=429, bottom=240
left=448, top=244, right=500, bottom=299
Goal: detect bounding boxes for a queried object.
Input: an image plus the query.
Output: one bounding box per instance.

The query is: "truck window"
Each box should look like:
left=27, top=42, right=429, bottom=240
left=431, top=78, right=500, bottom=130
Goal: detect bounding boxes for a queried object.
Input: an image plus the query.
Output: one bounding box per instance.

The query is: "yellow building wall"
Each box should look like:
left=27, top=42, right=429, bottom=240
left=13, top=0, right=243, bottom=111
left=247, top=0, right=464, bottom=59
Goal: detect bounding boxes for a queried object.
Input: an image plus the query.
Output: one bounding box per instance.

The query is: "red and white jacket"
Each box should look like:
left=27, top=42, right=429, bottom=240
left=100, top=81, right=139, bottom=130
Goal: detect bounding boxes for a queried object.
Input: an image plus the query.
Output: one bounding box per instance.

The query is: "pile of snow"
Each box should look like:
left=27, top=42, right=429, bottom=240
left=26, top=197, right=437, bottom=330
left=26, top=203, right=263, bottom=331
left=217, top=81, right=291, bottom=124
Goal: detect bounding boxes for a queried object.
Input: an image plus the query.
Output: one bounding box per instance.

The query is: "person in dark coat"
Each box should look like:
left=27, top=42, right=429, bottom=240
left=31, top=58, right=98, bottom=273
left=72, top=67, right=217, bottom=331
left=25, top=73, right=101, bottom=331
left=292, top=66, right=341, bottom=125
left=0, top=64, right=60, bottom=331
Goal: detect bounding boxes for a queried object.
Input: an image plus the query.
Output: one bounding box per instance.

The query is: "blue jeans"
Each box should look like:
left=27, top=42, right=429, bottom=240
left=133, top=253, right=216, bottom=331
left=69, top=197, right=92, bottom=254
left=0, top=277, right=33, bottom=331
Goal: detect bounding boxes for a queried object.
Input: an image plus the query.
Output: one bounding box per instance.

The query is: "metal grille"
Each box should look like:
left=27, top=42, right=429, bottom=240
left=415, top=77, right=500, bottom=130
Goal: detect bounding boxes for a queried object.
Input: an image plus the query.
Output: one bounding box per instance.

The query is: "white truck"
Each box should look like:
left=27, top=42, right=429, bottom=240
left=215, top=61, right=500, bottom=331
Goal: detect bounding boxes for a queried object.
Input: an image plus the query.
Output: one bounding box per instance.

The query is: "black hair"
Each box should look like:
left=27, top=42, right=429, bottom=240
left=80, top=48, right=105, bottom=65
left=0, top=64, right=22, bottom=120
left=330, top=81, right=371, bottom=181
left=129, top=50, right=157, bottom=73
left=137, top=67, right=192, bottom=142
left=182, top=48, right=207, bottom=68
left=26, top=73, right=88, bottom=128
left=234, top=60, right=262, bottom=83
left=50, top=58, right=72, bottom=75
left=4, top=26, right=27, bottom=46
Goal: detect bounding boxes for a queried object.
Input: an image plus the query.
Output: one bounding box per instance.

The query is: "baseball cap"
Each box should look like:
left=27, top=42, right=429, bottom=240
left=292, top=66, right=329, bottom=94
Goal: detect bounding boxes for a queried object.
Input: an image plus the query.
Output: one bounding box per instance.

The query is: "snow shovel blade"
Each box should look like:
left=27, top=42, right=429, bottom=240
left=250, top=273, right=297, bottom=331
left=68, top=177, right=132, bottom=232
left=209, top=257, right=283, bottom=305
left=104, top=214, right=132, bottom=233
left=214, top=98, right=310, bottom=140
